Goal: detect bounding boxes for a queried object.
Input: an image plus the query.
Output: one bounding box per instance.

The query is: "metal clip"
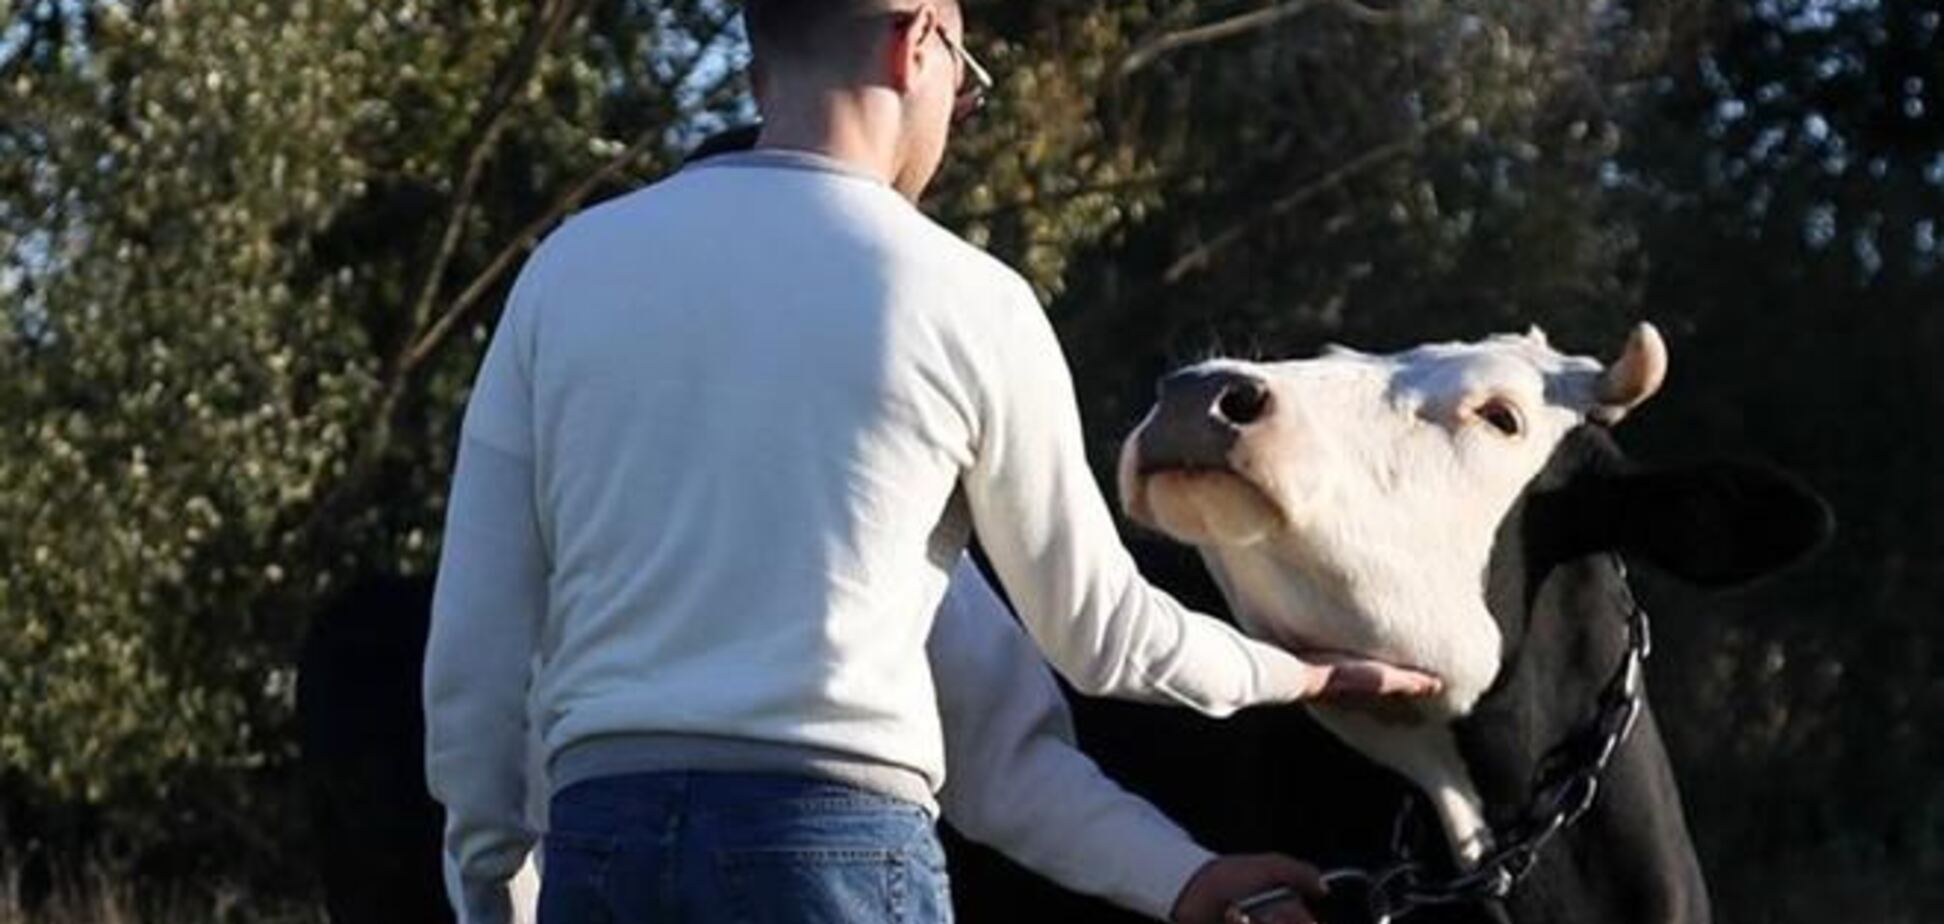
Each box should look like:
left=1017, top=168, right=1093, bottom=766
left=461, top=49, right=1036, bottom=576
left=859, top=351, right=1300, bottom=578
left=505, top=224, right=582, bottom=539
left=1487, top=865, right=1517, bottom=898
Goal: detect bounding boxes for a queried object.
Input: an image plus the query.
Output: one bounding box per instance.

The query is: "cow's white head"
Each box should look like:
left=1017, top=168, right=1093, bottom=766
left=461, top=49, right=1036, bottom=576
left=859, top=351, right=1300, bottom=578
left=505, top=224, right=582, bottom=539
left=1117, top=324, right=1669, bottom=718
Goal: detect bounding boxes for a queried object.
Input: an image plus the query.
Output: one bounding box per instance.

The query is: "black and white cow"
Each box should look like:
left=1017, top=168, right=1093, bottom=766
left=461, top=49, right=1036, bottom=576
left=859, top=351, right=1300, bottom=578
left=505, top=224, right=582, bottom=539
left=1111, top=323, right=1832, bottom=923
left=298, top=574, right=542, bottom=924
left=297, top=575, right=456, bottom=924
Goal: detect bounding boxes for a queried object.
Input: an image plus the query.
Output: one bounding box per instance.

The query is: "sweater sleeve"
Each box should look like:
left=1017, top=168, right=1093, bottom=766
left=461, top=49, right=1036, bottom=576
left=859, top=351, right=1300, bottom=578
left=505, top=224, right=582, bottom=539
left=424, top=265, right=548, bottom=924
left=932, top=558, right=1214, bottom=921
left=958, top=279, right=1323, bottom=716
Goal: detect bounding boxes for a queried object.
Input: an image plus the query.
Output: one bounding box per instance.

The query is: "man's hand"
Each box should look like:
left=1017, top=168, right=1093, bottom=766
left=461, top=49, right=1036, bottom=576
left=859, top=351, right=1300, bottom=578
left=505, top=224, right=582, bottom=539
left=1253, top=643, right=1443, bottom=707
left=1304, top=653, right=1443, bottom=700
left=1170, top=854, right=1327, bottom=924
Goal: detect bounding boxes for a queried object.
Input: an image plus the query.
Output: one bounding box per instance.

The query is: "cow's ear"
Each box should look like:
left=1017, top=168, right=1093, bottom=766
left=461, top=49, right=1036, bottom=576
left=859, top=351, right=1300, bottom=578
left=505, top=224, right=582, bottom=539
left=1609, top=460, right=1834, bottom=588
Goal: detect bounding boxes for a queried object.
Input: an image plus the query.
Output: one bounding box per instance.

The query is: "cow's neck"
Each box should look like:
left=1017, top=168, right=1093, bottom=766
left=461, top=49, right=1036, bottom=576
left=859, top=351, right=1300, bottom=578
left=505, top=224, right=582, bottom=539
left=1308, top=560, right=1710, bottom=924
left=1447, top=469, right=1713, bottom=924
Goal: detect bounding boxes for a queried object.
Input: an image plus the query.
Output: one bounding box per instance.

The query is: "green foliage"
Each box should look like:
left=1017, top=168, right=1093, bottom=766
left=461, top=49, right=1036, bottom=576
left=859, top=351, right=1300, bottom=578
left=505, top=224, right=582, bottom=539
left=1023, top=0, right=1673, bottom=437
left=0, top=0, right=743, bottom=815
left=2, top=0, right=409, bottom=803
left=1616, top=1, right=1944, bottom=918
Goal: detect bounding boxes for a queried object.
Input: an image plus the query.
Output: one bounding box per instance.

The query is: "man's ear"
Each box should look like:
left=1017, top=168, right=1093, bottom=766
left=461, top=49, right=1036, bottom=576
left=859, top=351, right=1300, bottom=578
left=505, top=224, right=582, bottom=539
left=884, top=7, right=934, bottom=95
left=1605, top=460, right=1835, bottom=588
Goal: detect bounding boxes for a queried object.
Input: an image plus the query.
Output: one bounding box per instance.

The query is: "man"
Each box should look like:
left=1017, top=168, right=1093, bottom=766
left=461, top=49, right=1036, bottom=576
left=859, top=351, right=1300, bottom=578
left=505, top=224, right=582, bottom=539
left=425, top=2, right=1439, bottom=922
left=490, top=131, right=1323, bottom=924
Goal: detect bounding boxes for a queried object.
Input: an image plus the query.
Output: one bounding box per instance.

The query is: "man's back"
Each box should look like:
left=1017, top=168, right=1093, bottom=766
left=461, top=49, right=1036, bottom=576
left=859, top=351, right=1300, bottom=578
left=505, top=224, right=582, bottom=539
left=482, top=151, right=1024, bottom=798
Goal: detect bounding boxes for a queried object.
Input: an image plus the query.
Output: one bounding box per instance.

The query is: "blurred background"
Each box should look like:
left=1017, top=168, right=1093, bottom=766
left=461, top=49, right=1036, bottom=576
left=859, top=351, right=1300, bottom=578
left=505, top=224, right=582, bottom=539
left=1, top=0, right=1938, bottom=921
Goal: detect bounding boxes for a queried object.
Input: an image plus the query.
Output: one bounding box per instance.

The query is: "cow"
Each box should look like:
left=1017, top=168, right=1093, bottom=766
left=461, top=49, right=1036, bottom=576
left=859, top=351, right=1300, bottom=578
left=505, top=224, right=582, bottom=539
left=297, top=575, right=454, bottom=924
left=298, top=574, right=540, bottom=924
left=1109, top=323, right=1833, bottom=923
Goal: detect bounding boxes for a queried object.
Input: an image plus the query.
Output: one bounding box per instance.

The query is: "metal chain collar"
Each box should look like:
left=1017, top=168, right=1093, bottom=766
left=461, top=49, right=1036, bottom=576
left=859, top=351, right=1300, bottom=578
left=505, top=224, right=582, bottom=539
left=1233, top=556, right=1653, bottom=924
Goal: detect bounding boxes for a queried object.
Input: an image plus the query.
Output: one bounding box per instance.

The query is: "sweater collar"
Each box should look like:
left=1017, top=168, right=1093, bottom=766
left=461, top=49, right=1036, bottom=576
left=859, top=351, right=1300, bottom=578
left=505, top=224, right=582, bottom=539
left=689, top=147, right=889, bottom=187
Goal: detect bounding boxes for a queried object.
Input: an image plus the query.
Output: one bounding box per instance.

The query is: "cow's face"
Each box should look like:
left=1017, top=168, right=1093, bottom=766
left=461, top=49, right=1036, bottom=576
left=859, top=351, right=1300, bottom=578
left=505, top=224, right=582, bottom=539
left=1118, top=326, right=1668, bottom=716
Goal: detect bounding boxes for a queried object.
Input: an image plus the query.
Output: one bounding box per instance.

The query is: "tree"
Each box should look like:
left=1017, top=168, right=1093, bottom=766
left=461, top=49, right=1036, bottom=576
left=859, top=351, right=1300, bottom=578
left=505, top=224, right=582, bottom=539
left=1032, top=0, right=1708, bottom=447
left=0, top=0, right=751, bottom=884
left=1616, top=1, right=1944, bottom=918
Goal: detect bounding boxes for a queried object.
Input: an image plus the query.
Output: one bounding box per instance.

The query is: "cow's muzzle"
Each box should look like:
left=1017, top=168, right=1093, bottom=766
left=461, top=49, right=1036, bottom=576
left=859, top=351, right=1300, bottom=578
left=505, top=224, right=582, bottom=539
left=1135, top=367, right=1274, bottom=474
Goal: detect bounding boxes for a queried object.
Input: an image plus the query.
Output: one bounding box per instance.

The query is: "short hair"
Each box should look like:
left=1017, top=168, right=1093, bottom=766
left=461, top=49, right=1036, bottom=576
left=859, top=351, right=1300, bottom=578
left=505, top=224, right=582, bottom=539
left=742, top=0, right=856, bottom=64
left=743, top=0, right=957, bottom=66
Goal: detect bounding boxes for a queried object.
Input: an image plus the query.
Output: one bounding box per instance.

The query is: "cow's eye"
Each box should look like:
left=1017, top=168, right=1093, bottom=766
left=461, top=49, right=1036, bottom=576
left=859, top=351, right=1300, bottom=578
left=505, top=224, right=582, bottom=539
left=1476, top=399, right=1524, bottom=437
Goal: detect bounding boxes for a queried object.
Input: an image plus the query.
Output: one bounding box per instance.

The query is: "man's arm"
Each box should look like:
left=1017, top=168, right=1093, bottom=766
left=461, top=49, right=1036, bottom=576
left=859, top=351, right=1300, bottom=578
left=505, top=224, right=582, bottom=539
left=424, top=255, right=550, bottom=924
left=931, top=556, right=1210, bottom=918
left=958, top=280, right=1436, bottom=716
left=932, top=558, right=1325, bottom=923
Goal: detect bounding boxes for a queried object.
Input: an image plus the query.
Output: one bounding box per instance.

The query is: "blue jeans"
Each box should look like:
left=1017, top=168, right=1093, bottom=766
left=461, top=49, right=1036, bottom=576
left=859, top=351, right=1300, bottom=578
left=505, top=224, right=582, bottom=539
left=540, top=771, right=954, bottom=924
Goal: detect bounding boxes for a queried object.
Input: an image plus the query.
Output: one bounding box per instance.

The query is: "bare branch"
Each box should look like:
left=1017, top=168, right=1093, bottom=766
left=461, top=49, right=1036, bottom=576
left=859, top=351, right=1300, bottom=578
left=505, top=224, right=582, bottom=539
left=397, top=0, right=581, bottom=351
left=663, top=5, right=745, bottom=103
left=401, top=128, right=663, bottom=374
left=1118, top=0, right=1421, bottom=80
left=297, top=0, right=585, bottom=556
left=1163, top=106, right=1466, bottom=284
left=399, top=5, right=746, bottom=375
left=1318, top=0, right=1426, bottom=25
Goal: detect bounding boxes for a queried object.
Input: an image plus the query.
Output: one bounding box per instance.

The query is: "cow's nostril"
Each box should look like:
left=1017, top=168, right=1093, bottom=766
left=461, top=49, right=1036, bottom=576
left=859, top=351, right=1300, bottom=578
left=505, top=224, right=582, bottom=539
left=1217, top=382, right=1272, bottom=426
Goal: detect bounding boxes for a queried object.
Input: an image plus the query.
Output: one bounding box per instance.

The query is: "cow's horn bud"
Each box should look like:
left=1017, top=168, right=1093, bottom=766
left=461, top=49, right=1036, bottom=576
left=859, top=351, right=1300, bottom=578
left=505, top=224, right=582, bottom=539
left=1594, top=322, right=1668, bottom=424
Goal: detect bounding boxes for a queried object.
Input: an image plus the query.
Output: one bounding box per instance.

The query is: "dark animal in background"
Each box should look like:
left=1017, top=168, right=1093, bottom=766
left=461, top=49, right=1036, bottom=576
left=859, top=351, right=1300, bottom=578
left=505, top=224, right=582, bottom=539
left=298, top=575, right=454, bottom=924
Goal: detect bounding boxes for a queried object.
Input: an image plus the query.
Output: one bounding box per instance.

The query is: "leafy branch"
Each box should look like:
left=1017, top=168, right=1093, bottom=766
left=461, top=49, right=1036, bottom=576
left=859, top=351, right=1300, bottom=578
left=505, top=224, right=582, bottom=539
left=398, top=7, right=746, bottom=374
left=1163, top=105, right=1466, bottom=283
left=1118, top=0, right=1424, bottom=80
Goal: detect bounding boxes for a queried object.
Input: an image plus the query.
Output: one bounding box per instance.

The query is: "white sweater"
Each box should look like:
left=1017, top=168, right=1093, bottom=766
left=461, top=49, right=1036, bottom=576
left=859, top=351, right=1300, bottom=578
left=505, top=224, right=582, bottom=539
left=425, top=149, right=1318, bottom=921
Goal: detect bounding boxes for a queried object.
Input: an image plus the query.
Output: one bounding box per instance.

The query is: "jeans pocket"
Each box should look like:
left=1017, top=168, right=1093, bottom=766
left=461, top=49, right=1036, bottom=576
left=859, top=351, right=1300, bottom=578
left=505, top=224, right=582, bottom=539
left=720, top=847, right=905, bottom=924
left=903, top=850, right=953, bottom=924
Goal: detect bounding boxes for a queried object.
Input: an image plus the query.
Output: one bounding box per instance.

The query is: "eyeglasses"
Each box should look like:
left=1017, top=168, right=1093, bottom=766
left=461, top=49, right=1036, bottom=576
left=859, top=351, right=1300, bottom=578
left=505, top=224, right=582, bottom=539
left=888, top=10, right=995, bottom=122
left=931, top=21, right=994, bottom=121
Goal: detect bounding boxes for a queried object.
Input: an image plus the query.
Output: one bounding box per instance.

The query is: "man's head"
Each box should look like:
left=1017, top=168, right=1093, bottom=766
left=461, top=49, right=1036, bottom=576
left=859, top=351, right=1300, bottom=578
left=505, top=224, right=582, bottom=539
left=743, top=0, right=987, bottom=200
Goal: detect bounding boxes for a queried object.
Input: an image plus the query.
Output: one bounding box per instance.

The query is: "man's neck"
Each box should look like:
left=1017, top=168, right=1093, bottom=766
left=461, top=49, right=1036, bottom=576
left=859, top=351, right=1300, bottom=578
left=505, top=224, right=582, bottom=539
left=757, top=94, right=903, bottom=192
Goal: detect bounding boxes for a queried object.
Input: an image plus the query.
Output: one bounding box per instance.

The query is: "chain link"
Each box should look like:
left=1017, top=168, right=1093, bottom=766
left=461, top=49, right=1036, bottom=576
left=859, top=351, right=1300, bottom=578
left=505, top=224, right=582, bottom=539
left=1233, top=556, right=1652, bottom=924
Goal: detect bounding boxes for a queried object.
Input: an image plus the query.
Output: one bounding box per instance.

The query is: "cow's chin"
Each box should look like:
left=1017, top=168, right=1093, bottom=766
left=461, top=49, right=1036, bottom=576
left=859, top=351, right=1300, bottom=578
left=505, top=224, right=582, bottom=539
left=1135, top=469, right=1286, bottom=548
